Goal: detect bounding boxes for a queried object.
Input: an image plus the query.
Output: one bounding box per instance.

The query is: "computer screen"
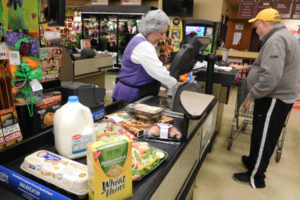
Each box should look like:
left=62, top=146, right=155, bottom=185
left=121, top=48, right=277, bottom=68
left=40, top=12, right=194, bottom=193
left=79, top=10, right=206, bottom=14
left=205, top=27, right=213, bottom=36
left=185, top=26, right=205, bottom=36
left=169, top=36, right=210, bottom=79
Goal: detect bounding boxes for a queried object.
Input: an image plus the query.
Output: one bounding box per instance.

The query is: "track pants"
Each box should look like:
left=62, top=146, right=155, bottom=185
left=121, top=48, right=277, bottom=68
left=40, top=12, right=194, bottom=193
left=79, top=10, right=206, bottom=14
left=247, top=97, right=293, bottom=188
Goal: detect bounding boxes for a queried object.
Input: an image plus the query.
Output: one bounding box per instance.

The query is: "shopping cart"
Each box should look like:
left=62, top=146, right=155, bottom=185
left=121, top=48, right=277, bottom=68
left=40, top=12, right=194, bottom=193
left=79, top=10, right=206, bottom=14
left=227, top=77, right=289, bottom=162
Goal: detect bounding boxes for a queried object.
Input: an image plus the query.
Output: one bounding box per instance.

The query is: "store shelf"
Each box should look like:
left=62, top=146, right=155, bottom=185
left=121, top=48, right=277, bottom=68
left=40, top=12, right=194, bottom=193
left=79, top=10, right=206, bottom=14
left=216, top=49, right=259, bottom=59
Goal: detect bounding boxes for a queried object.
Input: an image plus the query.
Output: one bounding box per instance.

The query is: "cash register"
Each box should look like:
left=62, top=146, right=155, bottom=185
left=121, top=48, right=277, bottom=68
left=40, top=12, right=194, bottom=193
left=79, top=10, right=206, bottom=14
left=166, top=36, right=216, bottom=113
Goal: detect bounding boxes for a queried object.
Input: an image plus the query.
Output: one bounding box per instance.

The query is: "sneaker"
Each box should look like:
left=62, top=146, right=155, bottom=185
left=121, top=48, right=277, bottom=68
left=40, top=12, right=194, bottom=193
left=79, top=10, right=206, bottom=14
left=242, top=155, right=250, bottom=169
left=233, top=172, right=250, bottom=185
left=233, top=172, right=266, bottom=188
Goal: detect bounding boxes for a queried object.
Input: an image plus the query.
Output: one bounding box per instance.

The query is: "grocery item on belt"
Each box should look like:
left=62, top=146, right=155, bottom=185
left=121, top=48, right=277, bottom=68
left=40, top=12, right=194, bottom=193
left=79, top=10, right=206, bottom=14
left=87, top=135, right=132, bottom=200
left=132, top=103, right=164, bottom=123
left=105, top=111, right=131, bottom=123
left=119, top=115, right=174, bottom=136
left=133, top=104, right=164, bottom=116
left=132, top=141, right=167, bottom=181
left=36, top=91, right=61, bottom=129
left=54, top=96, right=95, bottom=159
left=20, top=150, right=88, bottom=198
left=95, top=118, right=136, bottom=140
left=147, top=124, right=182, bottom=139
left=0, top=165, right=72, bottom=200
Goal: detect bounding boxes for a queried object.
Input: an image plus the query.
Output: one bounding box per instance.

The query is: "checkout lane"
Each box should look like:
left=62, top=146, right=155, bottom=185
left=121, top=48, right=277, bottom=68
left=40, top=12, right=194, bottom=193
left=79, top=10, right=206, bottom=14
left=0, top=93, right=217, bottom=200
left=0, top=36, right=237, bottom=199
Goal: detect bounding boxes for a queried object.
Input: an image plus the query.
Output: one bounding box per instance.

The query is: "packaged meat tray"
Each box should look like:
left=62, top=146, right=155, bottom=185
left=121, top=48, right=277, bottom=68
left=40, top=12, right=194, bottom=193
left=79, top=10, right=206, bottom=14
left=126, top=103, right=164, bottom=120
left=132, top=141, right=167, bottom=181
left=144, top=124, right=183, bottom=142
left=119, top=115, right=174, bottom=136
left=20, top=150, right=88, bottom=198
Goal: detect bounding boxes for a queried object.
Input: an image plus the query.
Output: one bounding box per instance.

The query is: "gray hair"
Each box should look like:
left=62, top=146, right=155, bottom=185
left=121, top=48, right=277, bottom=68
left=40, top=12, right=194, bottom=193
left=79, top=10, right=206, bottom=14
left=138, top=10, right=171, bottom=36
left=265, top=21, right=281, bottom=26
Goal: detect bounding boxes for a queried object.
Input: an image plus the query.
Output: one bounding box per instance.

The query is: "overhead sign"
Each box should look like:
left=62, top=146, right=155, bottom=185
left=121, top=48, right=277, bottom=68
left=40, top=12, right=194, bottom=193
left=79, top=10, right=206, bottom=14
left=292, top=1, right=300, bottom=19
left=91, top=0, right=109, bottom=5
left=256, top=2, right=273, bottom=13
left=273, top=2, right=292, bottom=18
left=238, top=2, right=256, bottom=18
left=121, top=0, right=142, bottom=6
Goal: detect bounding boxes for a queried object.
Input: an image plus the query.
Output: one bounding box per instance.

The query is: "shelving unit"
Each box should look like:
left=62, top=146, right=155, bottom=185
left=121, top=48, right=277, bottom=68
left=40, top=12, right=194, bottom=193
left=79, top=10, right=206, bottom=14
left=60, top=13, right=82, bottom=48
left=80, top=5, right=155, bottom=67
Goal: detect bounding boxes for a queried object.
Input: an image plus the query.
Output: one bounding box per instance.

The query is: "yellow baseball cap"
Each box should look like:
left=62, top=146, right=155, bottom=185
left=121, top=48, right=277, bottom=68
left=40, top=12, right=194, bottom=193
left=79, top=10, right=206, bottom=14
left=248, top=8, right=281, bottom=23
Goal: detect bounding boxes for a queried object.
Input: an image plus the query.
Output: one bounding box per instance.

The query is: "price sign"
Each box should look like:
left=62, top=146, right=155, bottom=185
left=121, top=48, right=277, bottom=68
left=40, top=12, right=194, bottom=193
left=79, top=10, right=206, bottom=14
left=238, top=2, right=256, bottom=18
left=121, top=0, right=141, bottom=6
left=90, top=0, right=108, bottom=5
left=292, top=1, right=300, bottom=19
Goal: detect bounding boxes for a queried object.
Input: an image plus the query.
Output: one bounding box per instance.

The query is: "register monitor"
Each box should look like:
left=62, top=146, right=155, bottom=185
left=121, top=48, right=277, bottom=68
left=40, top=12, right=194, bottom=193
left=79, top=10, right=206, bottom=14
left=169, top=36, right=211, bottom=79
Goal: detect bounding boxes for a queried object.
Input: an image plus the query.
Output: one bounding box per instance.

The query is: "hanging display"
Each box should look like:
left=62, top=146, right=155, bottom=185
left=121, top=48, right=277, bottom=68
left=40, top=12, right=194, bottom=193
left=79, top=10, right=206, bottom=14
left=1, top=0, right=39, bottom=38
left=1, top=0, right=42, bottom=117
left=169, top=17, right=183, bottom=52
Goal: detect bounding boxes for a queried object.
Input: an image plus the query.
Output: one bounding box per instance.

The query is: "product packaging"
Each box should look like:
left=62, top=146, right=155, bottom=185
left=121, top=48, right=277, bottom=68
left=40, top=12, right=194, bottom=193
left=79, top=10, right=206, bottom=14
left=20, top=150, right=88, bottom=198
left=36, top=91, right=61, bottom=130
left=53, top=96, right=95, bottom=159
left=87, top=135, right=132, bottom=200
left=144, top=124, right=182, bottom=143
left=40, top=47, right=62, bottom=82
left=0, top=60, right=14, bottom=110
left=95, top=119, right=136, bottom=141
left=132, top=141, right=167, bottom=181
left=0, top=106, right=22, bottom=149
left=0, top=165, right=72, bottom=200
left=127, top=103, right=164, bottom=123
left=119, top=115, right=174, bottom=136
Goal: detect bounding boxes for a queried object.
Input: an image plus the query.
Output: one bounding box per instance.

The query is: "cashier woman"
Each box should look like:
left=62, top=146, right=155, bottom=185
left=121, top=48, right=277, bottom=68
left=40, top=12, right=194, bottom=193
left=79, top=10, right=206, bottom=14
left=112, top=10, right=178, bottom=102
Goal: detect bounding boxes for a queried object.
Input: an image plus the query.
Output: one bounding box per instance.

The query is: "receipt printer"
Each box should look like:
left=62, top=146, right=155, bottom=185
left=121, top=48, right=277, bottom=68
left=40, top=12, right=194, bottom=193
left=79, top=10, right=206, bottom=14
left=60, top=82, right=106, bottom=108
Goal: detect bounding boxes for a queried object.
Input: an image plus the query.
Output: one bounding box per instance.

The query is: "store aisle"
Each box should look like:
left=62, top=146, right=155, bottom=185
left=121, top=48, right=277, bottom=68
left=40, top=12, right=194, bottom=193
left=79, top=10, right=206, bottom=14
left=193, top=87, right=300, bottom=200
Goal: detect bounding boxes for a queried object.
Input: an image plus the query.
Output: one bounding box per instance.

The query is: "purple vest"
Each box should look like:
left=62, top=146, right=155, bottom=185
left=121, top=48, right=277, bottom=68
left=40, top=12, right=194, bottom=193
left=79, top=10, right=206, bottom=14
left=112, top=36, right=155, bottom=102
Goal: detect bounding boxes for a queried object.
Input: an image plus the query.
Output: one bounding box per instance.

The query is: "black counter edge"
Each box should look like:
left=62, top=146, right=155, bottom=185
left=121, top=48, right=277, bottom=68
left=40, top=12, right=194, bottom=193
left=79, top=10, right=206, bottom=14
left=0, top=129, right=54, bottom=165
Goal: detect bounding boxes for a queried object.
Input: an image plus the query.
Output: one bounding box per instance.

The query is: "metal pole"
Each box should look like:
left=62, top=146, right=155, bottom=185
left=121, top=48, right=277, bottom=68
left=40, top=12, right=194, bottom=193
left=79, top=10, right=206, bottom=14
left=205, top=53, right=218, bottom=94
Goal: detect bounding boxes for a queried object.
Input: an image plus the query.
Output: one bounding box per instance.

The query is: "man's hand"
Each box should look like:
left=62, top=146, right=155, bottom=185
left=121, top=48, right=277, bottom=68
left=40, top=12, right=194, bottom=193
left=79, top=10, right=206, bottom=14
left=230, top=64, right=249, bottom=70
left=243, top=98, right=251, bottom=111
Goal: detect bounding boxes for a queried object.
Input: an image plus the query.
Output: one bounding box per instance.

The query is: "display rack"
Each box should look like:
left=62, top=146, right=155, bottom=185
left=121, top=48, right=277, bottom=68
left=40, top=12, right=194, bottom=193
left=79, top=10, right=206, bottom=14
left=80, top=6, right=155, bottom=67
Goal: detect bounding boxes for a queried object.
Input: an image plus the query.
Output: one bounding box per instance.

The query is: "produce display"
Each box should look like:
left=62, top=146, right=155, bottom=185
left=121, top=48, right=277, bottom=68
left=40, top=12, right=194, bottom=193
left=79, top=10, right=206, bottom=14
left=132, top=141, right=167, bottom=181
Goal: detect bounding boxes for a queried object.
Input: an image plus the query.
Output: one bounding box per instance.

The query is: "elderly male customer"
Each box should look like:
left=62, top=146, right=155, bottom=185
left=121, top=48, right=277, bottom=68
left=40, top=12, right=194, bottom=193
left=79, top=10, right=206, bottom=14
left=231, top=8, right=300, bottom=188
left=112, top=10, right=178, bottom=102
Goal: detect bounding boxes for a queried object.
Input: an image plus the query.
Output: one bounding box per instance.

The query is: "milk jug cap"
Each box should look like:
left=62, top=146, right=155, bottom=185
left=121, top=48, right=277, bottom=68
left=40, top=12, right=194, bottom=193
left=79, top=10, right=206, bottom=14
left=68, top=96, right=79, bottom=102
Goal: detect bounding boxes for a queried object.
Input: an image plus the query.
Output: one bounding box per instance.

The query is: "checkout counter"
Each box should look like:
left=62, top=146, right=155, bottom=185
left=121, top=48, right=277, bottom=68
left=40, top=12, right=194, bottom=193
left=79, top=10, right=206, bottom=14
left=0, top=37, right=236, bottom=199
left=60, top=48, right=114, bottom=89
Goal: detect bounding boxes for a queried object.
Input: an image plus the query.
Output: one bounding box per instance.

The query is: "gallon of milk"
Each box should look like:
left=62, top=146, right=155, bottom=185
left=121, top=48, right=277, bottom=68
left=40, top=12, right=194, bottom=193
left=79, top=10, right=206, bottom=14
left=54, top=96, right=95, bottom=159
